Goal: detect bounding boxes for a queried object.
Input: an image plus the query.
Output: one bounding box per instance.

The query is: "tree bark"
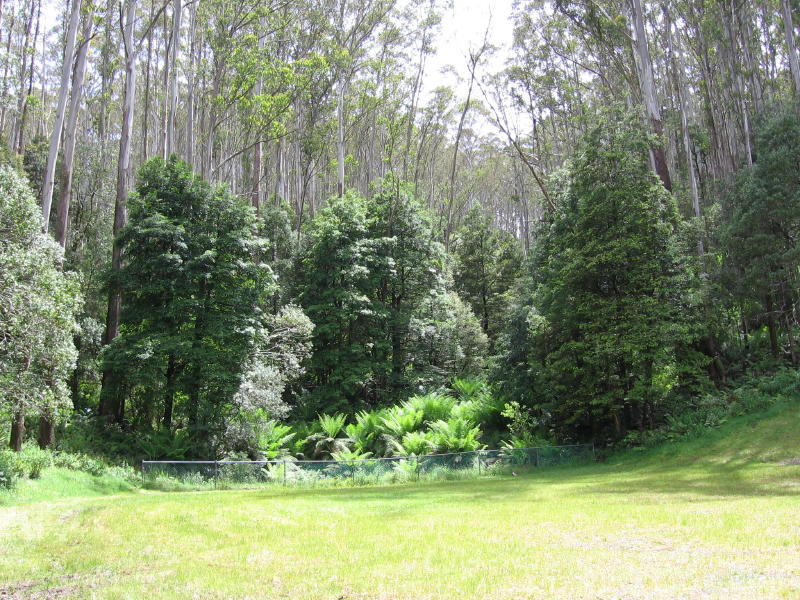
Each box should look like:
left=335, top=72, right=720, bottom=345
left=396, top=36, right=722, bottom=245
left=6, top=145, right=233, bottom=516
left=631, top=0, right=671, bottom=191
left=162, top=353, right=176, bottom=429
left=185, top=0, right=197, bottom=168
left=11, top=0, right=37, bottom=153
left=783, top=0, right=800, bottom=95
left=142, top=0, right=154, bottom=162
left=766, top=292, right=780, bottom=359
left=166, top=0, right=181, bottom=156
left=724, top=0, right=753, bottom=167
left=9, top=411, right=24, bottom=452
left=40, top=0, right=82, bottom=232
left=667, top=7, right=704, bottom=259
left=37, top=413, right=55, bottom=449
left=336, top=81, right=346, bottom=197
left=447, top=42, right=487, bottom=249
left=100, top=0, right=138, bottom=423
left=0, top=10, right=14, bottom=134
left=251, top=20, right=264, bottom=211
left=55, top=15, right=92, bottom=249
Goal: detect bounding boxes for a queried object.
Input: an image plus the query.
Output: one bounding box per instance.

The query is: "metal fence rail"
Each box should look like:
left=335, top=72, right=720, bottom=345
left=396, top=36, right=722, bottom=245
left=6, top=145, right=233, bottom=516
left=141, top=444, right=594, bottom=490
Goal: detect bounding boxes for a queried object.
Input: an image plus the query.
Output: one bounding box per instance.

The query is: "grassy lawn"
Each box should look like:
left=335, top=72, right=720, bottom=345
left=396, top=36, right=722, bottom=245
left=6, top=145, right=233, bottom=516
left=1, top=404, right=799, bottom=599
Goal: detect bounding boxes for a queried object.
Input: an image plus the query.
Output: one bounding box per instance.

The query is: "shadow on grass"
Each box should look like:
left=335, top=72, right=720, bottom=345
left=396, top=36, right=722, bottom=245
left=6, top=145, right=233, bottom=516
left=232, top=456, right=800, bottom=508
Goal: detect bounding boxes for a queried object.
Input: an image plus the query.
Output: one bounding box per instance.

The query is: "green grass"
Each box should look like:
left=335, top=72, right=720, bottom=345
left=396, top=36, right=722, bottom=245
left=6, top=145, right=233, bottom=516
left=1, top=403, right=799, bottom=599
left=0, top=467, right=137, bottom=507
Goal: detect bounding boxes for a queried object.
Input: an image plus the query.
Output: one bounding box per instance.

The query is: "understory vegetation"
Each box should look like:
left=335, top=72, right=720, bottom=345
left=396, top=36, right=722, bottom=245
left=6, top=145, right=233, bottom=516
left=3, top=0, right=800, bottom=475
left=5, top=106, right=800, bottom=465
left=2, top=368, right=797, bottom=499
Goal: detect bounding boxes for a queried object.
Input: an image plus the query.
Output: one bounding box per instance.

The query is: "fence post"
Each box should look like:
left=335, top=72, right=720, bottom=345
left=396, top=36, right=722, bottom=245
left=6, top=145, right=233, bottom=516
left=283, top=459, right=287, bottom=486
left=351, top=461, right=355, bottom=484
left=535, top=447, right=540, bottom=468
left=477, top=451, right=481, bottom=476
left=213, top=461, right=219, bottom=489
left=415, top=455, right=420, bottom=482
left=140, top=461, right=145, bottom=486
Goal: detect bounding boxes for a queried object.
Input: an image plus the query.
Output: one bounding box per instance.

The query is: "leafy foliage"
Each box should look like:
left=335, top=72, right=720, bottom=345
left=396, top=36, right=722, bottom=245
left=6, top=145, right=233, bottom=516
left=495, top=113, right=701, bottom=442
left=0, top=167, right=80, bottom=434
left=258, top=419, right=296, bottom=459
left=389, top=430, right=435, bottom=456
left=296, top=177, right=485, bottom=410
left=428, top=417, right=483, bottom=452
left=101, top=157, right=275, bottom=455
left=452, top=207, right=523, bottom=346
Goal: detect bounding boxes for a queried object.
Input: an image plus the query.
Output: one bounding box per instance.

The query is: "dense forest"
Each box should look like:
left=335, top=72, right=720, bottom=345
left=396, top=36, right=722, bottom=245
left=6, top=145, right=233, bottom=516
left=2, top=0, right=800, bottom=460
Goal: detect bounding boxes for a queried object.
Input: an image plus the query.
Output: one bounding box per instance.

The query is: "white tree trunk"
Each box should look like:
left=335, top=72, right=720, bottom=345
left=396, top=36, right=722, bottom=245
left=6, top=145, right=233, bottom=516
left=166, top=0, right=182, bottom=156
left=631, top=0, right=671, bottom=190
left=337, top=81, right=346, bottom=197
left=55, top=16, right=92, bottom=249
left=105, top=0, right=138, bottom=347
left=185, top=0, right=197, bottom=167
left=40, top=0, right=82, bottom=232
left=670, top=18, right=704, bottom=259
left=783, top=0, right=800, bottom=95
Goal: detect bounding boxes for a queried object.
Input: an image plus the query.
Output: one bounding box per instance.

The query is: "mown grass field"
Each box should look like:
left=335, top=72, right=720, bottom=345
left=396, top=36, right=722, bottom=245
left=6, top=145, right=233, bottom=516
left=1, top=403, right=799, bottom=600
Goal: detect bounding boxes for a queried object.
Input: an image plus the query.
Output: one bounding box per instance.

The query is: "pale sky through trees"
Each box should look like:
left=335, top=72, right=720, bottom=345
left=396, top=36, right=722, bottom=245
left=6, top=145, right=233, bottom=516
left=38, top=0, right=513, bottom=133
left=424, top=0, right=515, bottom=130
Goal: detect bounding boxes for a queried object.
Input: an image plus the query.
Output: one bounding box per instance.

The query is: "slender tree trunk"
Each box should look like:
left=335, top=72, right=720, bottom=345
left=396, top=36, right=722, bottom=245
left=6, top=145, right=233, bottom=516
left=739, top=4, right=764, bottom=113
left=251, top=22, right=264, bottom=211
left=19, top=0, right=40, bottom=150
left=162, top=354, right=176, bottom=429
left=766, top=292, right=780, bottom=359
left=166, top=0, right=181, bottom=156
left=9, top=411, right=24, bottom=451
left=402, top=24, right=429, bottom=181
left=98, top=0, right=114, bottom=143
left=631, top=0, right=671, bottom=190
left=336, top=80, right=346, bottom=197
left=37, top=412, right=55, bottom=448
left=54, top=9, right=91, bottom=249
left=185, top=0, right=197, bottom=168
left=100, top=0, right=138, bottom=423
left=160, top=11, right=169, bottom=159
left=41, top=0, right=82, bottom=232
left=724, top=0, right=753, bottom=167
left=783, top=0, right=800, bottom=96
left=0, top=10, right=14, bottom=134
left=0, top=0, right=5, bottom=51
left=12, top=0, right=36, bottom=152
left=142, top=0, right=153, bottom=162
left=447, top=44, right=485, bottom=250
left=666, top=7, right=704, bottom=259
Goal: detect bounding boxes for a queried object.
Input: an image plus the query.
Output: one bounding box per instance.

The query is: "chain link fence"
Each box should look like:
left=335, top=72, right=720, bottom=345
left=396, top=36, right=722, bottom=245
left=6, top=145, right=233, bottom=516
left=141, top=444, right=594, bottom=491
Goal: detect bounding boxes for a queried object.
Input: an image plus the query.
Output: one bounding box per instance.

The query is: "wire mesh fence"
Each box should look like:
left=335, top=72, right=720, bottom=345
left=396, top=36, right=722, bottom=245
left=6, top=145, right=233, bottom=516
left=141, top=444, right=594, bottom=491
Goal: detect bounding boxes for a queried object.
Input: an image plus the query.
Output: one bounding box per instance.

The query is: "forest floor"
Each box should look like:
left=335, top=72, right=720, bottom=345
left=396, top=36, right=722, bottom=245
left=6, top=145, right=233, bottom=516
left=1, top=403, right=799, bottom=599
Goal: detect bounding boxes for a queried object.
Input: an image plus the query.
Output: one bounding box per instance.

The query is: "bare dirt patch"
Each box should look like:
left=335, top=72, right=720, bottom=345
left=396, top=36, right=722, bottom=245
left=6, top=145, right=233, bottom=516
left=0, top=574, right=96, bottom=600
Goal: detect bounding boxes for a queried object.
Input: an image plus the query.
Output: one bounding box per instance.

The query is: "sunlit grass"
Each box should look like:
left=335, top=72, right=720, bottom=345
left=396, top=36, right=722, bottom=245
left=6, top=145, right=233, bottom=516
left=1, top=403, right=799, bottom=599
left=0, top=467, right=137, bottom=507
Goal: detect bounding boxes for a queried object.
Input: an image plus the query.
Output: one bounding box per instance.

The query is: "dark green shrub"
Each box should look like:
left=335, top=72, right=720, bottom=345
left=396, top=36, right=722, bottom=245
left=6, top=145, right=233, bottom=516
left=18, top=444, right=52, bottom=478
left=52, top=451, right=107, bottom=476
left=0, top=451, right=18, bottom=489
left=137, top=429, right=191, bottom=460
